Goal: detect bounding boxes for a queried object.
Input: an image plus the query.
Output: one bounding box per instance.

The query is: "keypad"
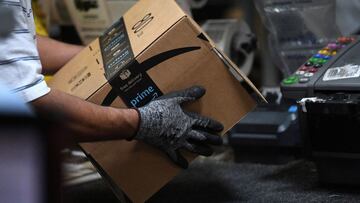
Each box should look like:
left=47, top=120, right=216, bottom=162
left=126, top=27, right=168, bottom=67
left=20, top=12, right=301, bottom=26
left=283, top=76, right=299, bottom=85
left=299, top=77, right=310, bottom=83
left=282, top=36, right=355, bottom=85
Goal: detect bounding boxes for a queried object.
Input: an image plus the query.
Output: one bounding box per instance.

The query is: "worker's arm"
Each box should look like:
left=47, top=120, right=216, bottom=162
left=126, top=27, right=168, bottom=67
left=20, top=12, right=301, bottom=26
left=35, top=36, right=140, bottom=141
left=31, top=89, right=139, bottom=142
left=35, top=36, right=138, bottom=141
left=37, top=35, right=83, bottom=75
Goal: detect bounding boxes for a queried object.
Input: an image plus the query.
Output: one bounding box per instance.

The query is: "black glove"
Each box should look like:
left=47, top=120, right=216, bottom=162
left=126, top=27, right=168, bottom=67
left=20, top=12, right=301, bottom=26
left=133, top=86, right=224, bottom=168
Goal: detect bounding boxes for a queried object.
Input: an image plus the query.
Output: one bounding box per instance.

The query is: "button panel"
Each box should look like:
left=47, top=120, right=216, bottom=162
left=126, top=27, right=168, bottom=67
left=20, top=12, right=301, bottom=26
left=282, top=36, right=355, bottom=86
left=299, top=66, right=309, bottom=71
left=283, top=76, right=299, bottom=85
left=295, top=71, right=306, bottom=75
left=299, top=77, right=310, bottom=83
left=308, top=68, right=318, bottom=73
left=314, top=64, right=323, bottom=69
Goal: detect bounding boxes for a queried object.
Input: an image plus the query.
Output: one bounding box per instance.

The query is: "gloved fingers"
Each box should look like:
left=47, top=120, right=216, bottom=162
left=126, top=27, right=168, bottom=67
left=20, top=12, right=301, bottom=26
left=158, top=86, right=206, bottom=104
left=166, top=149, right=189, bottom=169
left=183, top=141, right=214, bottom=157
left=186, top=112, right=224, bottom=132
left=188, top=130, right=223, bottom=145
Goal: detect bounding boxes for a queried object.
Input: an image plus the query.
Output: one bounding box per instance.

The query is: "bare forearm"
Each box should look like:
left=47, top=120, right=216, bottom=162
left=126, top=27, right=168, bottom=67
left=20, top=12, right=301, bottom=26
left=37, top=35, right=83, bottom=74
left=31, top=89, right=139, bottom=142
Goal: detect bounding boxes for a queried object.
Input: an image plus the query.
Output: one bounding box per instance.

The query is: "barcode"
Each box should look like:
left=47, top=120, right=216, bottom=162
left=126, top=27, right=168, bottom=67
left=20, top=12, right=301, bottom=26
left=323, top=64, right=360, bottom=81
left=327, top=68, right=346, bottom=78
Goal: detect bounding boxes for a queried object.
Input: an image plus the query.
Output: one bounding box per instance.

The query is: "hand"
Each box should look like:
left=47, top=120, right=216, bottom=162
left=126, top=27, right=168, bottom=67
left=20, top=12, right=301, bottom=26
left=133, top=86, right=224, bottom=168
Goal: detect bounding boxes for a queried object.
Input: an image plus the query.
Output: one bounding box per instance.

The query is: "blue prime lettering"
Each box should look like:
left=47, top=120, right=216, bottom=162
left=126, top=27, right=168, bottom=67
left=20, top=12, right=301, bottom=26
left=131, top=86, right=155, bottom=107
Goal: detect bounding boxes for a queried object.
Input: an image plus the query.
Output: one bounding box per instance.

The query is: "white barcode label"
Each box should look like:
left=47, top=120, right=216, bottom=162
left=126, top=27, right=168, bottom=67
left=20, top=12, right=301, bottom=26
left=323, top=64, right=360, bottom=81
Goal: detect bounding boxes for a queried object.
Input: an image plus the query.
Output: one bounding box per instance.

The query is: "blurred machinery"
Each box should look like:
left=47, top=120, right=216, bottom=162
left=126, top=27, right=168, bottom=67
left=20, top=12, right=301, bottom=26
left=255, top=0, right=341, bottom=76
left=74, top=0, right=98, bottom=12
left=202, top=19, right=256, bottom=77
left=281, top=36, right=360, bottom=185
left=230, top=2, right=360, bottom=177
left=228, top=88, right=302, bottom=164
left=187, top=0, right=208, bottom=8
left=41, top=0, right=202, bottom=44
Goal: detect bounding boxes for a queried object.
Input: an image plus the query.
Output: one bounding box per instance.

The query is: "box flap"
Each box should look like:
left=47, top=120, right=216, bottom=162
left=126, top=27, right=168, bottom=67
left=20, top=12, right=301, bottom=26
left=213, top=48, right=267, bottom=102
left=184, top=17, right=266, bottom=102
left=123, top=0, right=187, bottom=56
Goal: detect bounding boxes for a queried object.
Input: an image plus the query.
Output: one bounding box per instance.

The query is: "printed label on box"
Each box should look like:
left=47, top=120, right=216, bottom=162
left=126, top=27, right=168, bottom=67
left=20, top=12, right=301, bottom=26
left=100, top=18, right=163, bottom=108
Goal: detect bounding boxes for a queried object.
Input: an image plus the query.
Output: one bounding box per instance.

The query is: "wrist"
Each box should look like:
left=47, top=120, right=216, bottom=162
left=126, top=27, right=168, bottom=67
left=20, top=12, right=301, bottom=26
left=114, top=108, right=140, bottom=140
left=127, top=108, right=142, bottom=140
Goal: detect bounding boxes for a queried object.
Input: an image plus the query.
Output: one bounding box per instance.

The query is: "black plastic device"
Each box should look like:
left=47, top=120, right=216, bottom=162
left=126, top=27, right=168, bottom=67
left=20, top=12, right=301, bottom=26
left=281, top=36, right=360, bottom=99
left=280, top=36, right=360, bottom=185
left=299, top=95, right=360, bottom=185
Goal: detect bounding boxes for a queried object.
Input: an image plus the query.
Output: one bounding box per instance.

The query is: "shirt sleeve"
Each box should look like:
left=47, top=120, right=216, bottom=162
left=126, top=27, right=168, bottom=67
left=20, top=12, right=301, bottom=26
left=0, top=0, right=50, bottom=102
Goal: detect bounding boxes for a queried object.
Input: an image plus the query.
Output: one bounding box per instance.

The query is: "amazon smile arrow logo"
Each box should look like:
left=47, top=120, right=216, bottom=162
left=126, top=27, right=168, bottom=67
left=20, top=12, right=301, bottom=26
left=101, top=46, right=201, bottom=107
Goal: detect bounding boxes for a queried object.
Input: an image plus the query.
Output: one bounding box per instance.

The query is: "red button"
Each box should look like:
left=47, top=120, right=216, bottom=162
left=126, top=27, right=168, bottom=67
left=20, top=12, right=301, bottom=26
left=299, top=66, right=308, bottom=71
left=337, top=37, right=353, bottom=44
left=337, top=37, right=347, bottom=43
left=308, top=68, right=318, bottom=73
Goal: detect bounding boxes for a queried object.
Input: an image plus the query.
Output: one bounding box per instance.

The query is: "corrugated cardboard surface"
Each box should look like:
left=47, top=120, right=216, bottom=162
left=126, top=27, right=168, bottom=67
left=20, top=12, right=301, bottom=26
left=49, top=0, right=260, bottom=202
left=123, top=0, right=186, bottom=56
left=48, top=38, right=106, bottom=100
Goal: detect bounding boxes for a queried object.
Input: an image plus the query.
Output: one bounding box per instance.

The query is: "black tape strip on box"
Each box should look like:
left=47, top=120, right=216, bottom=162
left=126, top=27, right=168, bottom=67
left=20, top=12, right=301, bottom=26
left=100, top=18, right=163, bottom=108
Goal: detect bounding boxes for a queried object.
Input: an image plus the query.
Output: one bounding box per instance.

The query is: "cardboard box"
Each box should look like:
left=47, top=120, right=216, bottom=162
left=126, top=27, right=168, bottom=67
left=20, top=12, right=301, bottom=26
left=49, top=0, right=264, bottom=202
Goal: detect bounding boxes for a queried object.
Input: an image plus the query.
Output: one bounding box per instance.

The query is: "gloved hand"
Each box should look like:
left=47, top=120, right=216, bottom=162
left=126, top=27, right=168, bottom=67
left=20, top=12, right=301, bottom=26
left=132, top=86, right=224, bottom=169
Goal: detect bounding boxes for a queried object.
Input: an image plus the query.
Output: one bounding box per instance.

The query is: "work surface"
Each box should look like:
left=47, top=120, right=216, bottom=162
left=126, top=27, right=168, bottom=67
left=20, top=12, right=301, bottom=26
left=64, top=157, right=360, bottom=203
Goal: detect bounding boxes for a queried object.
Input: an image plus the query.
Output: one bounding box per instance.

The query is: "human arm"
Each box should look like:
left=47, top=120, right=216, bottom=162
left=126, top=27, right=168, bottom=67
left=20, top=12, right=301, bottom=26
left=0, top=5, right=136, bottom=143
left=31, top=89, right=139, bottom=142
left=36, top=35, right=83, bottom=75
left=34, top=37, right=138, bottom=141
left=32, top=86, right=223, bottom=168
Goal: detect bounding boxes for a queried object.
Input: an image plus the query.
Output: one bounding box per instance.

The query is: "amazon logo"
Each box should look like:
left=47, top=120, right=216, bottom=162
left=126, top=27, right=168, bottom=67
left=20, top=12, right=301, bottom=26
left=101, top=46, right=201, bottom=107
